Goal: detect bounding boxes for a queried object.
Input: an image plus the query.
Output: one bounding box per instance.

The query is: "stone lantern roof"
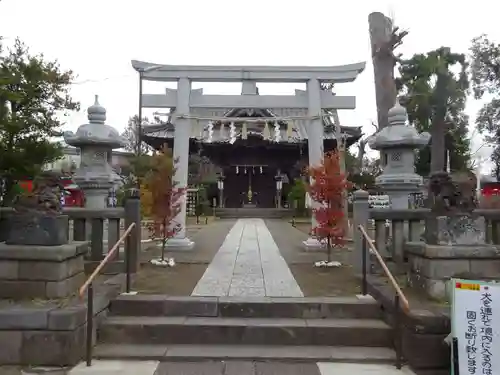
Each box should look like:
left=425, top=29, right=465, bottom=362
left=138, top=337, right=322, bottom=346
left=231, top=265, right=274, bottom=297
left=368, top=101, right=430, bottom=150
left=63, top=95, right=126, bottom=149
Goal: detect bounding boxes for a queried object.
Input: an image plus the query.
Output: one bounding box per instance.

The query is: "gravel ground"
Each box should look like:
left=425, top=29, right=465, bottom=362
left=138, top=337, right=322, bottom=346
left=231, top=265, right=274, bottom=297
left=132, top=219, right=236, bottom=295
left=264, top=219, right=361, bottom=297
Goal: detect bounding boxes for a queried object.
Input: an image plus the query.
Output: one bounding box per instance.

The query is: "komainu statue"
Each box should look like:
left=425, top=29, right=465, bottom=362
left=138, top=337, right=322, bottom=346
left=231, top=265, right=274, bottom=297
left=429, top=171, right=483, bottom=245
left=7, top=171, right=69, bottom=246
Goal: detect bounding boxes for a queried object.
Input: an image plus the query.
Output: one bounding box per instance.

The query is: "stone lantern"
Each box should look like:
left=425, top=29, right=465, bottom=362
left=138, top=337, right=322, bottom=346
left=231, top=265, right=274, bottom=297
left=63, top=95, right=126, bottom=209
left=368, top=101, right=430, bottom=209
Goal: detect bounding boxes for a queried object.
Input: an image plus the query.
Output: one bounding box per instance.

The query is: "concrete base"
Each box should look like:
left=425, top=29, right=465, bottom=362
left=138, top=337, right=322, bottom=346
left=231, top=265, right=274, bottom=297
left=0, top=274, right=126, bottom=367
left=69, top=360, right=159, bottom=374
left=164, top=237, right=195, bottom=251
left=0, top=241, right=88, bottom=299
left=406, top=241, right=500, bottom=300
left=356, top=294, right=375, bottom=301
left=302, top=237, right=325, bottom=251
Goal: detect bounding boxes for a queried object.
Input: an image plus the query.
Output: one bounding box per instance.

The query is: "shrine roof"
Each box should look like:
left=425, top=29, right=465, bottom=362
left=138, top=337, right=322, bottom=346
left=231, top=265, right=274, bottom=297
left=142, top=107, right=362, bottom=142
left=131, top=60, right=366, bottom=83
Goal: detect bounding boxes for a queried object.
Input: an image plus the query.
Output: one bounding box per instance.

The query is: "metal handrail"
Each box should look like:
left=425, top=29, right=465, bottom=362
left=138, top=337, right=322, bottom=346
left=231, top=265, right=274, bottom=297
left=358, top=224, right=410, bottom=311
left=79, top=221, right=136, bottom=367
left=79, top=222, right=136, bottom=298
left=358, top=224, right=409, bottom=370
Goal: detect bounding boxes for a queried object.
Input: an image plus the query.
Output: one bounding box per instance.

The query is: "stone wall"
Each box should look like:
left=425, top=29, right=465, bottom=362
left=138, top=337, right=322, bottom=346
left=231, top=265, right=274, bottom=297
left=0, top=242, right=88, bottom=300
left=406, top=242, right=500, bottom=300
left=367, top=275, right=450, bottom=373
left=0, top=274, right=125, bottom=366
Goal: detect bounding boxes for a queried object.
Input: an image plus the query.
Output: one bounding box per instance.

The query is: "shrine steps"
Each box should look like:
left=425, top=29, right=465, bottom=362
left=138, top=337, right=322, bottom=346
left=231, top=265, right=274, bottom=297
left=215, top=208, right=293, bottom=218
left=94, top=295, right=398, bottom=364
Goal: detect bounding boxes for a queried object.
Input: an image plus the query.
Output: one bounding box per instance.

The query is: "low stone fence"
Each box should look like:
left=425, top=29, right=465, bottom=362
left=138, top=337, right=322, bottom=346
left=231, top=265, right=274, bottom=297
left=0, top=274, right=126, bottom=366
left=367, top=275, right=450, bottom=372
left=0, top=198, right=141, bottom=275
left=0, top=198, right=141, bottom=366
left=352, top=189, right=500, bottom=374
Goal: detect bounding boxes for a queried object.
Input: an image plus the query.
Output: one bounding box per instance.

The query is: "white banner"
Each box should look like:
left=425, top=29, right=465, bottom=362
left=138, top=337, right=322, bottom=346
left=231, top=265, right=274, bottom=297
left=452, top=279, right=499, bottom=375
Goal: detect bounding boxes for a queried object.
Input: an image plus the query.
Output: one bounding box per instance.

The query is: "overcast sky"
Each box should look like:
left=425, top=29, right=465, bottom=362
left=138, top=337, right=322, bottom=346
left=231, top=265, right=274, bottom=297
left=1, top=0, right=499, bottom=170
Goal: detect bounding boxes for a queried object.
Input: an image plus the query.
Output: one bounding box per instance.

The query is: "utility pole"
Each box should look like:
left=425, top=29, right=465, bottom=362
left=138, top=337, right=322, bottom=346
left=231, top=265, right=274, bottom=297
left=136, top=70, right=144, bottom=158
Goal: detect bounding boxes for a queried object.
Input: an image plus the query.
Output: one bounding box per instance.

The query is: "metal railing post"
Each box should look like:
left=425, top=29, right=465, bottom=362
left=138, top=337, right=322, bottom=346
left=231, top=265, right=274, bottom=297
left=361, top=233, right=368, bottom=295
left=394, top=294, right=402, bottom=369
left=86, top=283, right=94, bottom=367
left=125, top=238, right=131, bottom=293
left=452, top=337, right=459, bottom=375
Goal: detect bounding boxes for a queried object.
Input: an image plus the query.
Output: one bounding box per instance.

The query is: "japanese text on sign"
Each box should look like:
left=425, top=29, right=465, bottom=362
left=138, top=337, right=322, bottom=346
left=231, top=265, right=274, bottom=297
left=452, top=279, right=498, bottom=375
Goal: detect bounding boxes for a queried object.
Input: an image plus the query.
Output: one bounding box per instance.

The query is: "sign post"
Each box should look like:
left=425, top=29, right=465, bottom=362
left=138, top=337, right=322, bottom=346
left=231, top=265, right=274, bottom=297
left=451, top=279, right=499, bottom=375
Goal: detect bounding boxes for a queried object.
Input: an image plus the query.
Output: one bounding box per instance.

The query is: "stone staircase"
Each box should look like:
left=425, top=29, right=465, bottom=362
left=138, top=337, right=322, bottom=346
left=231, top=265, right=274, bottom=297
left=215, top=208, right=293, bottom=219
left=93, top=295, right=398, bottom=364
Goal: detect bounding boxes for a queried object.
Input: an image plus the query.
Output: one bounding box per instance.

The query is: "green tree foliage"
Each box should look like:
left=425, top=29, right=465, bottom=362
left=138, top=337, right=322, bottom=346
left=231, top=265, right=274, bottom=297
left=470, top=34, right=500, bottom=179
left=396, top=47, right=471, bottom=176
left=0, top=38, right=79, bottom=203
left=287, top=178, right=307, bottom=217
left=344, top=148, right=378, bottom=190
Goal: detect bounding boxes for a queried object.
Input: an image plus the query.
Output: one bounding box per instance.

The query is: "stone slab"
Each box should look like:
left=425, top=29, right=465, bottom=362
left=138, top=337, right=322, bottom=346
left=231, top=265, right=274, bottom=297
left=0, top=271, right=85, bottom=299
left=99, top=316, right=391, bottom=346
left=156, top=361, right=223, bottom=375
left=0, top=242, right=89, bottom=261
left=317, top=363, right=416, bottom=375
left=6, top=214, right=69, bottom=246
left=70, top=360, right=159, bottom=375
left=405, top=242, right=500, bottom=258
left=94, top=343, right=396, bottom=363
left=191, top=219, right=302, bottom=297
left=109, top=295, right=381, bottom=319
left=0, top=274, right=126, bottom=366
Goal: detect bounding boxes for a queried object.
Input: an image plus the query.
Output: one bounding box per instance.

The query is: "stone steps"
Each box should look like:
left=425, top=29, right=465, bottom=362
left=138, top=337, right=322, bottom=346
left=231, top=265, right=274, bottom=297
left=215, top=208, right=293, bottom=219
left=108, top=295, right=383, bottom=319
left=93, top=343, right=397, bottom=363
left=98, top=316, right=392, bottom=346
left=95, top=295, right=396, bottom=363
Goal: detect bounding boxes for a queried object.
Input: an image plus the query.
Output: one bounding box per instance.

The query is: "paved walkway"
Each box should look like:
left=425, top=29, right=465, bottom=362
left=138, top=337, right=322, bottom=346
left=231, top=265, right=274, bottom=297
left=66, top=360, right=417, bottom=374
left=191, top=218, right=303, bottom=297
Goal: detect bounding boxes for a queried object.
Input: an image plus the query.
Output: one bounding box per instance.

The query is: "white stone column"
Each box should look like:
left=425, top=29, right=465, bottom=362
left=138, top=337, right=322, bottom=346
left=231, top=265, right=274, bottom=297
left=168, top=77, right=195, bottom=250
left=303, top=78, right=325, bottom=250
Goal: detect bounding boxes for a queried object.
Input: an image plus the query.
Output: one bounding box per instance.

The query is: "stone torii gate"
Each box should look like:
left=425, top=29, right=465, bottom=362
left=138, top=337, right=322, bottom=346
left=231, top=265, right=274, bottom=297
left=132, top=60, right=365, bottom=250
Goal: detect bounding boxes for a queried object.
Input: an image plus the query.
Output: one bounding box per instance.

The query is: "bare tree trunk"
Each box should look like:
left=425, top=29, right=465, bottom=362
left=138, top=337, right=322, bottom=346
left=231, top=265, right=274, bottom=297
left=430, top=69, right=451, bottom=173
left=369, top=12, right=398, bottom=130
left=327, top=236, right=332, bottom=263
left=161, top=218, right=167, bottom=261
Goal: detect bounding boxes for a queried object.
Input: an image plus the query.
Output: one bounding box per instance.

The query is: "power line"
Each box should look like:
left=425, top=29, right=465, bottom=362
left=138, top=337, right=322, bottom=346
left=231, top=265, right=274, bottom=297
left=69, top=74, right=133, bottom=85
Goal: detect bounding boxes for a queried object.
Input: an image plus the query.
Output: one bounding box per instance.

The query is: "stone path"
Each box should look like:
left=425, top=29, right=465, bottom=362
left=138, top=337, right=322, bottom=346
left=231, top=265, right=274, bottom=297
left=65, top=360, right=417, bottom=374
left=191, top=218, right=303, bottom=297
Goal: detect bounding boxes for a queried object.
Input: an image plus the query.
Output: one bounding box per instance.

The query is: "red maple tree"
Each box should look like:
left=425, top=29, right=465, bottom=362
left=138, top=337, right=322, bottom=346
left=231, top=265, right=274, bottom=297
left=144, top=145, right=186, bottom=260
left=307, top=151, right=350, bottom=262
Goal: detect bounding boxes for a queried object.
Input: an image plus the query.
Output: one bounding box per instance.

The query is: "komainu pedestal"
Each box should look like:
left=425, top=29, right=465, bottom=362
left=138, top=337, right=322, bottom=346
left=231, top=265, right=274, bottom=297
left=0, top=241, right=88, bottom=299
left=406, top=242, right=500, bottom=300
left=0, top=171, right=87, bottom=299
left=407, top=171, right=500, bottom=300
left=7, top=171, right=69, bottom=245
left=6, top=213, right=69, bottom=246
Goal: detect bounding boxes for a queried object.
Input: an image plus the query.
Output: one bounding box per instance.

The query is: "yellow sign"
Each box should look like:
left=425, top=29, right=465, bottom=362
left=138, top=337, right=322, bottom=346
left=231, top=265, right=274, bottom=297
left=455, top=282, right=480, bottom=291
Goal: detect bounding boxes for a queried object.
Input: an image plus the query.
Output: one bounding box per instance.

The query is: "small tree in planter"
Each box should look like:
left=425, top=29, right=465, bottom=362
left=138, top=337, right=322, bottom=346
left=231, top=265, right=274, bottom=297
left=144, top=145, right=186, bottom=267
left=307, top=151, right=350, bottom=267
left=194, top=184, right=210, bottom=224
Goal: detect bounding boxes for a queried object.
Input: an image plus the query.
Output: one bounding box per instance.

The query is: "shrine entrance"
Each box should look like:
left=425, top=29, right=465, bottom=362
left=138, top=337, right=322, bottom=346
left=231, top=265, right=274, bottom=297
left=134, top=59, right=365, bottom=249
left=224, top=165, right=278, bottom=208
